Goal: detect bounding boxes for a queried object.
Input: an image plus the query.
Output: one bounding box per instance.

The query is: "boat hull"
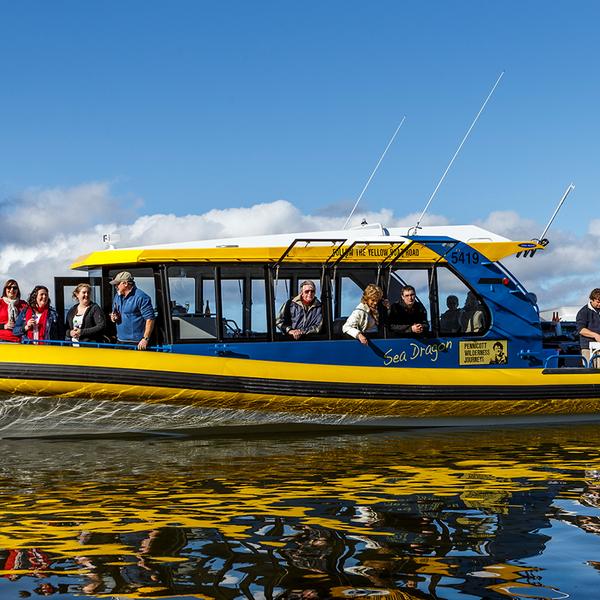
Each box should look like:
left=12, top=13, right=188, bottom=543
left=1, top=345, right=600, bottom=434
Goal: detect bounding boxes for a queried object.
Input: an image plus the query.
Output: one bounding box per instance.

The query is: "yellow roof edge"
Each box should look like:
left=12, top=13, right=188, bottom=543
left=70, top=239, right=546, bottom=270
left=469, top=240, right=546, bottom=262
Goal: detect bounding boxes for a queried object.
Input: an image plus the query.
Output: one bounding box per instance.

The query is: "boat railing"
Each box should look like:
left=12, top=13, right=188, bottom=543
left=543, top=352, right=590, bottom=368
left=20, top=339, right=171, bottom=352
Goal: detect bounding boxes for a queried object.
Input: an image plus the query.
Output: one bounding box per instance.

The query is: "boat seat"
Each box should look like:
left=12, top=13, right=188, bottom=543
left=332, top=317, right=347, bottom=338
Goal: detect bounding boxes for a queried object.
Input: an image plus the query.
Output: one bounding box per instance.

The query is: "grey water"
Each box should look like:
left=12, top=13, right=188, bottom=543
left=0, top=424, right=599, bottom=599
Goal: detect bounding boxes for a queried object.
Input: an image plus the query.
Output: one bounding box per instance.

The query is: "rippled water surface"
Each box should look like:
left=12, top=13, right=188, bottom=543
left=0, top=425, right=600, bottom=599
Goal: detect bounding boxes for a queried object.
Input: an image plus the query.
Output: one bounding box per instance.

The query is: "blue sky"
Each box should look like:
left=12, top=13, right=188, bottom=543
left=0, top=1, right=599, bottom=306
left=1, top=1, right=598, bottom=230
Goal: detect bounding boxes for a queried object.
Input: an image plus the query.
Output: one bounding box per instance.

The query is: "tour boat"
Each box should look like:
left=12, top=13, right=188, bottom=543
left=0, top=222, right=598, bottom=436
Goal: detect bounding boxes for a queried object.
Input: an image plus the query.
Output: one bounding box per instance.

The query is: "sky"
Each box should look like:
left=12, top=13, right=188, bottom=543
left=0, top=1, right=599, bottom=309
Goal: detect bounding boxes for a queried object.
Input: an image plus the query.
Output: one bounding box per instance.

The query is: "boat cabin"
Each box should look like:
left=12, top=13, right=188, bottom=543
left=54, top=224, right=550, bottom=369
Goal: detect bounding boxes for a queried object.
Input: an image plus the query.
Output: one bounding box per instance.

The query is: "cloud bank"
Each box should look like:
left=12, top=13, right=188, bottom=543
left=0, top=182, right=595, bottom=310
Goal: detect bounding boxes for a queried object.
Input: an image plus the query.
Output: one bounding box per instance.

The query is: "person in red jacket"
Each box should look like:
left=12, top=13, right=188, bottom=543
left=0, top=279, right=28, bottom=343
left=13, top=285, right=60, bottom=342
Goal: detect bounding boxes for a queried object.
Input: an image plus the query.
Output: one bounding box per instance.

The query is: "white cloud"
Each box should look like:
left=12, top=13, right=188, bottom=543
left=0, top=182, right=130, bottom=246
left=0, top=181, right=596, bottom=309
left=588, top=219, right=600, bottom=237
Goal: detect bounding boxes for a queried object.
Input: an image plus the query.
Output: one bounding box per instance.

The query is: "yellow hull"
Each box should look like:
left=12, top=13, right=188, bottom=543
left=1, top=344, right=600, bottom=431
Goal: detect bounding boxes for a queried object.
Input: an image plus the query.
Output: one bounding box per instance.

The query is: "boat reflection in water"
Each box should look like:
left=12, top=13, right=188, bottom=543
left=0, top=425, right=599, bottom=599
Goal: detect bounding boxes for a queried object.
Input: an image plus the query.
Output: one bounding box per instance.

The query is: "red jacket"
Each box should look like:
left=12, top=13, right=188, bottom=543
left=0, top=299, right=27, bottom=343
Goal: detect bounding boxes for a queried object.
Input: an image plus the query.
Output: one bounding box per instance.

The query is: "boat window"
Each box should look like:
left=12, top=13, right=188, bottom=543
left=388, top=268, right=431, bottom=327
left=108, top=268, right=157, bottom=310
left=60, top=282, right=102, bottom=322
left=167, top=266, right=217, bottom=341
left=218, top=269, right=269, bottom=339
left=221, top=279, right=244, bottom=337
left=274, top=278, right=292, bottom=316
left=275, top=277, right=322, bottom=305
left=330, top=269, right=380, bottom=337
left=272, top=269, right=327, bottom=339
left=251, top=279, right=268, bottom=335
left=339, top=277, right=363, bottom=316
left=435, top=266, right=488, bottom=336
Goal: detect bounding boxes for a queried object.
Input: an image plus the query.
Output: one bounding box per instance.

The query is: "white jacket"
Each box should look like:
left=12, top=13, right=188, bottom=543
left=343, top=302, right=378, bottom=339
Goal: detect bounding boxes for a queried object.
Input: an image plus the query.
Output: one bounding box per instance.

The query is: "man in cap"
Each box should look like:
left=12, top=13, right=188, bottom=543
left=276, top=280, right=322, bottom=340
left=109, top=271, right=155, bottom=350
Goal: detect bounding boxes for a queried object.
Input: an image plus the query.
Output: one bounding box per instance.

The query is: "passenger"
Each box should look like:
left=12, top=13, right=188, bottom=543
left=343, top=284, right=384, bottom=345
left=388, top=285, right=428, bottom=337
left=109, top=272, right=155, bottom=350
left=13, top=285, right=59, bottom=342
left=439, top=294, right=461, bottom=334
left=276, top=280, right=322, bottom=340
left=489, top=341, right=507, bottom=364
left=65, top=283, right=106, bottom=345
left=576, top=288, right=600, bottom=367
left=460, top=291, right=485, bottom=333
left=0, top=280, right=27, bottom=343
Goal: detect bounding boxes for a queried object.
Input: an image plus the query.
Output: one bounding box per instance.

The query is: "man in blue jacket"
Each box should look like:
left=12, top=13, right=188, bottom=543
left=576, top=288, right=600, bottom=367
left=109, top=272, right=155, bottom=350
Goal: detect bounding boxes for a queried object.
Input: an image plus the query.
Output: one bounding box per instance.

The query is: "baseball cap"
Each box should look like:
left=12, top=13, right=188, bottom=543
left=109, top=271, right=134, bottom=285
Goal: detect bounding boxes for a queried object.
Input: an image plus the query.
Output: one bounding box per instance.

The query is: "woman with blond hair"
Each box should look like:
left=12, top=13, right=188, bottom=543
left=65, top=283, right=106, bottom=345
left=343, top=284, right=384, bottom=345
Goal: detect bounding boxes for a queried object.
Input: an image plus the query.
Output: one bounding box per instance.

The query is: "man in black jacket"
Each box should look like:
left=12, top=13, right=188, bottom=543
left=576, top=288, right=600, bottom=367
left=388, top=285, right=428, bottom=337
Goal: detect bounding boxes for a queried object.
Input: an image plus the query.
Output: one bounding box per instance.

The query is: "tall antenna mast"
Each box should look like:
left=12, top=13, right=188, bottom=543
left=538, top=183, right=575, bottom=241
left=410, top=71, right=504, bottom=234
left=343, top=116, right=406, bottom=229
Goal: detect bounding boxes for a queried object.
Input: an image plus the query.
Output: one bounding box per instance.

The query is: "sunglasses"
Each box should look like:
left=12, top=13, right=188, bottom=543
left=6, top=286, right=18, bottom=291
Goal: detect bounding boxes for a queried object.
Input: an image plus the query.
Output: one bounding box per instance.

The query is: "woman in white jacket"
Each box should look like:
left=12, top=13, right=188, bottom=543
left=343, top=284, right=384, bottom=345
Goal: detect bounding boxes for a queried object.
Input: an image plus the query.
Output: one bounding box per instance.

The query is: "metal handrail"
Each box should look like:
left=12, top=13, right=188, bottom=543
left=20, top=339, right=170, bottom=352
left=543, top=352, right=588, bottom=368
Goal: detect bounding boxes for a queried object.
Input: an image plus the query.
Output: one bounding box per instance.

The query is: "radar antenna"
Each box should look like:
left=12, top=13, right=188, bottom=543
left=409, top=71, right=504, bottom=235
left=343, top=116, right=406, bottom=229
left=537, top=183, right=575, bottom=242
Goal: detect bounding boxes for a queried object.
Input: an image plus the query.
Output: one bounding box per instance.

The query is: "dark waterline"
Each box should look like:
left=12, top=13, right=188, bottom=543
left=0, top=425, right=599, bottom=599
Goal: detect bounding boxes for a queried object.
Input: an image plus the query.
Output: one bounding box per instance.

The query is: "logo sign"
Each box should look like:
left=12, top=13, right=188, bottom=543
left=459, top=340, right=508, bottom=366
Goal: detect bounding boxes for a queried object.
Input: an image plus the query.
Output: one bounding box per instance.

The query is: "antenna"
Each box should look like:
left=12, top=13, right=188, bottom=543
left=343, top=116, right=406, bottom=229
left=410, top=71, right=505, bottom=234
left=538, top=183, right=575, bottom=242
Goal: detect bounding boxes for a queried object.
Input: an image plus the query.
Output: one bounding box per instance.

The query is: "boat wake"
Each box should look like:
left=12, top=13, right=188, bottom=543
left=0, top=394, right=358, bottom=438
left=0, top=394, right=256, bottom=438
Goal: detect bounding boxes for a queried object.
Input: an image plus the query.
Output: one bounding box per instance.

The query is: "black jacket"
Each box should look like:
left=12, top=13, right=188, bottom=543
left=576, top=303, right=600, bottom=350
left=388, top=300, right=428, bottom=336
left=65, top=303, right=106, bottom=343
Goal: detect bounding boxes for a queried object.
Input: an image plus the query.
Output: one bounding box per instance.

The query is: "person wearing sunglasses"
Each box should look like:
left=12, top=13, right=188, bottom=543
left=276, top=280, right=322, bottom=340
left=0, top=280, right=27, bottom=343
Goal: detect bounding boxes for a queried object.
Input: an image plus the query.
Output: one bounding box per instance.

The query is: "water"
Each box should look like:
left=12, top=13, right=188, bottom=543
left=0, top=425, right=599, bottom=599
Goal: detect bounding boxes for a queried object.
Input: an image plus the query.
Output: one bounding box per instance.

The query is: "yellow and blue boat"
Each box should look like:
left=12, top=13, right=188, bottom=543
left=0, top=222, right=598, bottom=435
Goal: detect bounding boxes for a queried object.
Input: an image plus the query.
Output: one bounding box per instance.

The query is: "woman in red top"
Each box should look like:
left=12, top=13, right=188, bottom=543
left=13, top=285, right=59, bottom=342
left=0, top=280, right=27, bottom=343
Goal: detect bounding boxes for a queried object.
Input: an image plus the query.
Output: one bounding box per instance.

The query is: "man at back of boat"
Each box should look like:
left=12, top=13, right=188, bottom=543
left=276, top=280, right=322, bottom=340
left=440, top=294, right=461, bottom=334
left=388, top=285, right=428, bottom=337
left=576, top=288, right=600, bottom=367
left=109, top=272, right=155, bottom=351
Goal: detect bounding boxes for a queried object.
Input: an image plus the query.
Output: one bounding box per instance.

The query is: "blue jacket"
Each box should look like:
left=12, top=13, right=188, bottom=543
left=576, top=303, right=600, bottom=350
left=276, top=295, right=322, bottom=336
left=13, top=306, right=60, bottom=341
left=113, top=286, right=155, bottom=342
